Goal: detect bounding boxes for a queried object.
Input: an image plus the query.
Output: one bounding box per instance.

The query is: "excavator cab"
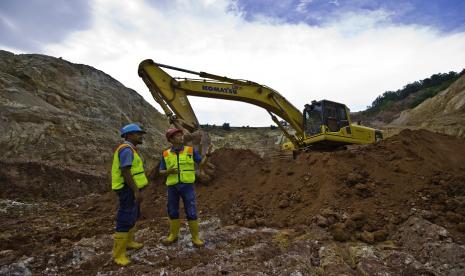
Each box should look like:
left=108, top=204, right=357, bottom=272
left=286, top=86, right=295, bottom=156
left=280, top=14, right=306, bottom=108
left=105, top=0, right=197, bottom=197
left=303, top=100, right=350, bottom=136
left=300, top=99, right=381, bottom=149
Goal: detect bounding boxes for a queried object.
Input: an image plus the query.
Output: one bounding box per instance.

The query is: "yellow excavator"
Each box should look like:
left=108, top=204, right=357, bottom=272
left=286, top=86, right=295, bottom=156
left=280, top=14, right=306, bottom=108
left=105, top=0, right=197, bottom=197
left=138, top=59, right=383, bottom=152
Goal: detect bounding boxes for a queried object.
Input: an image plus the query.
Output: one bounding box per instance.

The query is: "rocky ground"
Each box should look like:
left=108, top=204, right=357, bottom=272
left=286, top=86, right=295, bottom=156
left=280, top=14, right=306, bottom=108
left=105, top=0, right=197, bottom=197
left=1, top=129, right=465, bottom=275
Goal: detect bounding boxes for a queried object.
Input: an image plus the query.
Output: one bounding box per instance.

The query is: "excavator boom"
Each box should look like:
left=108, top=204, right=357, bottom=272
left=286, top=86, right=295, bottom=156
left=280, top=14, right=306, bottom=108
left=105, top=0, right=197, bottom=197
left=138, top=59, right=305, bottom=148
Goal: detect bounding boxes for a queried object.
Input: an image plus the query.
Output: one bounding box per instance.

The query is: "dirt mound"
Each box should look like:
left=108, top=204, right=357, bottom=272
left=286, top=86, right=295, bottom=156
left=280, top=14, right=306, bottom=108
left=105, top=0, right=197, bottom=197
left=193, top=129, right=465, bottom=243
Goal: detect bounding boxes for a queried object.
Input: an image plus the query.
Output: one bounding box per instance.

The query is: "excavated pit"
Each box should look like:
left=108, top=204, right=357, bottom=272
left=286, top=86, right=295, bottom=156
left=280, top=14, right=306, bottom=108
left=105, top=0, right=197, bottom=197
left=1, top=129, right=465, bottom=275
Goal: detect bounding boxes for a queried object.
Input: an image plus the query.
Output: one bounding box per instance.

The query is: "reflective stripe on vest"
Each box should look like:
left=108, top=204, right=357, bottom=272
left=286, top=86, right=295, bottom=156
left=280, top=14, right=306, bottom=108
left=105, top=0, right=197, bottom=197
left=111, top=143, right=148, bottom=190
left=163, top=146, right=195, bottom=186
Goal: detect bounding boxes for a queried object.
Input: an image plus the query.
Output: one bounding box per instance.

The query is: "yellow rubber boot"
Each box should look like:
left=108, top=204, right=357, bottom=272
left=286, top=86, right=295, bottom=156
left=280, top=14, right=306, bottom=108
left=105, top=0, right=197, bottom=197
left=162, top=219, right=180, bottom=246
left=188, top=220, right=204, bottom=247
left=112, top=232, right=130, bottom=266
left=127, top=227, right=143, bottom=250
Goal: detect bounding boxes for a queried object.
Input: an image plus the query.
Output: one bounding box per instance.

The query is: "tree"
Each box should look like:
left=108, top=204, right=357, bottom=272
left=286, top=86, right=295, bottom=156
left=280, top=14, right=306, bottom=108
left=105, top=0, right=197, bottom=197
left=222, top=123, right=231, bottom=130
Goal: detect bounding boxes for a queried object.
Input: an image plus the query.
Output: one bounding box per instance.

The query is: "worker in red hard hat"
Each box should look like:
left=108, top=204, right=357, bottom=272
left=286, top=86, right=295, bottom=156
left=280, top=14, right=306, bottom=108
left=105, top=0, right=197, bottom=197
left=159, top=128, right=212, bottom=247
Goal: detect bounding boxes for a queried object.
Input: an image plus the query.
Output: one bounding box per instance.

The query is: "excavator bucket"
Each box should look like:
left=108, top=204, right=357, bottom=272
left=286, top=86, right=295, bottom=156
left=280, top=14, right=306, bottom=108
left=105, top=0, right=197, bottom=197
left=180, top=128, right=215, bottom=183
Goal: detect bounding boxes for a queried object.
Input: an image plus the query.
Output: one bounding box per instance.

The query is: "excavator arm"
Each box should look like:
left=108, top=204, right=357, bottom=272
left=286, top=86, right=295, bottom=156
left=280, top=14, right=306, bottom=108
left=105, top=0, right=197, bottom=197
left=138, top=59, right=305, bottom=148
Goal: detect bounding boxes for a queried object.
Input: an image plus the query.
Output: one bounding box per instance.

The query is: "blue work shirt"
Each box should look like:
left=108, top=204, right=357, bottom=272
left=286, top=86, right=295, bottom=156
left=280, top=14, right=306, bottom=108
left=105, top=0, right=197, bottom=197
left=159, top=145, right=202, bottom=170
left=119, top=141, right=136, bottom=168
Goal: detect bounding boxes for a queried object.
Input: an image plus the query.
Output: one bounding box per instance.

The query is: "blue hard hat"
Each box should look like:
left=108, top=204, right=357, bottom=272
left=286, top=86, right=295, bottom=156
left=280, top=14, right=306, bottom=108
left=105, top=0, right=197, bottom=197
left=120, top=123, right=146, bottom=137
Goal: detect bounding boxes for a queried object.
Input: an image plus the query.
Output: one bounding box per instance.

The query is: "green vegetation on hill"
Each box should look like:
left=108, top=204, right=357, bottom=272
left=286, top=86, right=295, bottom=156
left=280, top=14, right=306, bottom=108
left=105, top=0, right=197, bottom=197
left=366, top=68, right=465, bottom=114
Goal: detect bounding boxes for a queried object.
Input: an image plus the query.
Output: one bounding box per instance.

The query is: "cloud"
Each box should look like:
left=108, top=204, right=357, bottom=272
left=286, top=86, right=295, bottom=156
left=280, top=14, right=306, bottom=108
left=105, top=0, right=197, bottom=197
left=235, top=0, right=465, bottom=32
left=6, top=0, right=465, bottom=127
left=296, top=0, right=313, bottom=14
left=0, top=0, right=92, bottom=51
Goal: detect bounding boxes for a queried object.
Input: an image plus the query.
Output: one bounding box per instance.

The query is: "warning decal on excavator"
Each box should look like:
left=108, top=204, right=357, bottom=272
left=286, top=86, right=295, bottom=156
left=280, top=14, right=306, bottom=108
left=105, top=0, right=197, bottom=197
left=202, top=85, right=238, bottom=95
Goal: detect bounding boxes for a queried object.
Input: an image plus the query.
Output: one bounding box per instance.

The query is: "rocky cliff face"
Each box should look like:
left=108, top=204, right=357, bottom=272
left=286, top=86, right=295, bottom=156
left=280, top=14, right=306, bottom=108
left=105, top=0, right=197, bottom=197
left=0, top=50, right=169, bottom=198
left=388, top=75, right=465, bottom=137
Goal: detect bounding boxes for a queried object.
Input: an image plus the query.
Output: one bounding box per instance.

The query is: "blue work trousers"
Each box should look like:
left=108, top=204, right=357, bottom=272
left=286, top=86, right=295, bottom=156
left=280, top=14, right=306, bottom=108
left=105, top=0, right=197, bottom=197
left=115, top=185, right=140, bottom=232
left=167, top=183, right=197, bottom=220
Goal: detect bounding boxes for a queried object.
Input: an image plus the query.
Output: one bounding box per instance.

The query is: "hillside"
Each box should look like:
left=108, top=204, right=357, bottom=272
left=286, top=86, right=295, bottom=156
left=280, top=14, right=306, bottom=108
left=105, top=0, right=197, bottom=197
left=0, top=50, right=169, bottom=197
left=203, top=126, right=283, bottom=157
left=389, top=74, right=465, bottom=137
left=352, top=70, right=465, bottom=128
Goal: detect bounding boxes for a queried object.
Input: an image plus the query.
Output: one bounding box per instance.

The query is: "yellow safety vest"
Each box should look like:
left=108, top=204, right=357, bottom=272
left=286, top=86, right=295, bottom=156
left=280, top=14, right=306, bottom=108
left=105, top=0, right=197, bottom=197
left=163, top=146, right=196, bottom=186
left=111, top=143, right=148, bottom=190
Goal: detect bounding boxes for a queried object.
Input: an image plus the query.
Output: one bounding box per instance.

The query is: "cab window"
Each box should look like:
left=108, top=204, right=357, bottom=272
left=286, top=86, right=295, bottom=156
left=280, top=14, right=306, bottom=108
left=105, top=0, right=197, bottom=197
left=324, top=104, right=340, bottom=132
left=304, top=106, right=323, bottom=136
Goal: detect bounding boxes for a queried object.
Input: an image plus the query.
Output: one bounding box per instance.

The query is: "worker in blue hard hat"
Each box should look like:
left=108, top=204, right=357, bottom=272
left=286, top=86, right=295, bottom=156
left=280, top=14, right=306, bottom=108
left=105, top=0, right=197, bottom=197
left=110, top=123, right=149, bottom=266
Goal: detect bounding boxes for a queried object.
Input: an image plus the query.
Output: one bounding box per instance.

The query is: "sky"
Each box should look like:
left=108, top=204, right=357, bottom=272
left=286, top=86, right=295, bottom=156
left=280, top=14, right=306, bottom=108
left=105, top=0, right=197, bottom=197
left=1, top=0, right=465, bottom=126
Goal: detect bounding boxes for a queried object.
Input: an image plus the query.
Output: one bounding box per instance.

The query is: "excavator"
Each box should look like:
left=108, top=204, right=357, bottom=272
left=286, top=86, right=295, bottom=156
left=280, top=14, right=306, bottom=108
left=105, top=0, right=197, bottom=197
left=138, top=59, right=383, bottom=154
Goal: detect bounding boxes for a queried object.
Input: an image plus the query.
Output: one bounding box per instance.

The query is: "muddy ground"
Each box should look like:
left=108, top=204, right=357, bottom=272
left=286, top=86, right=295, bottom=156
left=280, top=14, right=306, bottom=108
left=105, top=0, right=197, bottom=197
left=1, top=129, right=465, bottom=275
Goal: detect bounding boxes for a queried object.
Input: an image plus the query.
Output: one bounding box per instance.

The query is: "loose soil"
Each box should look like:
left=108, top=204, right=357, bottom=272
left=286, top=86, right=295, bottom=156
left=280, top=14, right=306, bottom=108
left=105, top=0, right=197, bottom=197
left=195, top=129, right=465, bottom=243
left=1, top=129, right=465, bottom=274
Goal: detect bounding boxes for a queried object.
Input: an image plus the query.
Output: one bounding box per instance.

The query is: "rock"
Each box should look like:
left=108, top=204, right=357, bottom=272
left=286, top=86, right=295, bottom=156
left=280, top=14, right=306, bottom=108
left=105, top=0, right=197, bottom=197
left=343, top=219, right=357, bottom=232
left=330, top=223, right=350, bottom=242
left=315, top=215, right=329, bottom=227
left=437, top=228, right=449, bottom=239
left=354, top=183, right=374, bottom=198
left=361, top=223, right=375, bottom=232
left=319, top=244, right=356, bottom=274
left=419, top=210, right=437, bottom=220
left=358, top=231, right=375, bottom=244
left=279, top=199, right=290, bottom=209
left=350, top=211, right=367, bottom=222
left=0, top=256, right=34, bottom=276
left=320, top=208, right=340, bottom=225
left=393, top=216, right=465, bottom=272
left=349, top=212, right=367, bottom=229
left=346, top=172, right=364, bottom=186
left=0, top=250, right=16, bottom=266
left=321, top=208, right=338, bottom=219
left=373, top=230, right=388, bottom=242
left=347, top=244, right=396, bottom=275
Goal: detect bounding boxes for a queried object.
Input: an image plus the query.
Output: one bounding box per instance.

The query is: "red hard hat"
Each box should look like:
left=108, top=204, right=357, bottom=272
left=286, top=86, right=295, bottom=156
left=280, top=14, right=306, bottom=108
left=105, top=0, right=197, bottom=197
left=165, top=128, right=183, bottom=140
